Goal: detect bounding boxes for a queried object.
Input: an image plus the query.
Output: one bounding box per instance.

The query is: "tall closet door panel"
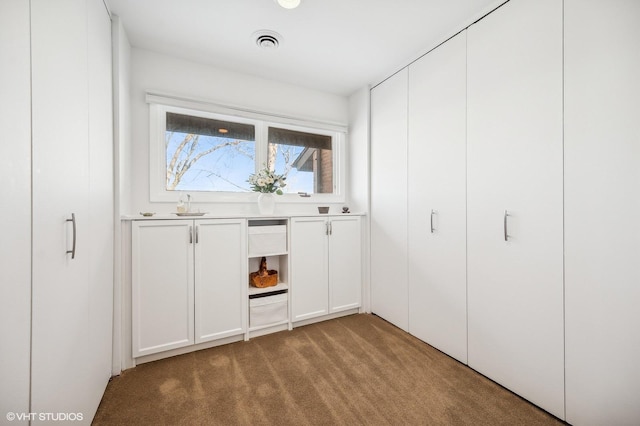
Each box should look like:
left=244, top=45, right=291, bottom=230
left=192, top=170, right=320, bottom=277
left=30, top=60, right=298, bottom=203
left=86, top=0, right=114, bottom=411
left=370, top=69, right=409, bottom=331
left=565, top=1, right=640, bottom=424
left=466, top=0, right=564, bottom=418
left=407, top=31, right=467, bottom=363
left=0, top=0, right=32, bottom=416
left=30, top=0, right=92, bottom=415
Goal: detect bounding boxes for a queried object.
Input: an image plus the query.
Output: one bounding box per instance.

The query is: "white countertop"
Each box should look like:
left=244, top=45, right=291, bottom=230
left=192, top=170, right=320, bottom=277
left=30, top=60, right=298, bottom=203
left=122, top=212, right=366, bottom=220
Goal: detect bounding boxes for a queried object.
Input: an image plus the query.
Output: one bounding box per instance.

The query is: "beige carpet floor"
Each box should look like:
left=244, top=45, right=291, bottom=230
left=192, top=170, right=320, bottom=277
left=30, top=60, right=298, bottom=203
left=93, top=314, right=565, bottom=425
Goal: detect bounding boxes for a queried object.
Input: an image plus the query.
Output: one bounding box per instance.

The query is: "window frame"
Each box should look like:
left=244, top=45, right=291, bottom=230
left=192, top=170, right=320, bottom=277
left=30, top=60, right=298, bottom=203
left=148, top=95, right=346, bottom=204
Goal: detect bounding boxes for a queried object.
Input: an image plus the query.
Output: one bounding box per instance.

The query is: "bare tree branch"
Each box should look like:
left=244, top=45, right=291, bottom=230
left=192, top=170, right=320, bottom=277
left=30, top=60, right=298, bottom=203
left=268, top=143, right=277, bottom=172
left=167, top=133, right=195, bottom=187
left=203, top=169, right=250, bottom=191
left=166, top=134, right=245, bottom=190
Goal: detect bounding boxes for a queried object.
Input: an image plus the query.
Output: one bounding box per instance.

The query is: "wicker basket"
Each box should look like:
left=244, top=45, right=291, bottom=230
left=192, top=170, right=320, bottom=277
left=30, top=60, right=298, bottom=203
left=250, top=269, right=278, bottom=288
left=250, top=256, right=278, bottom=288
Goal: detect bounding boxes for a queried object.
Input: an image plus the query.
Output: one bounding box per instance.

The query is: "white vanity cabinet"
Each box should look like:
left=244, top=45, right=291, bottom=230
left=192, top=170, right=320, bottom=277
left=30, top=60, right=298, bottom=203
left=290, top=216, right=361, bottom=322
left=132, top=219, right=246, bottom=357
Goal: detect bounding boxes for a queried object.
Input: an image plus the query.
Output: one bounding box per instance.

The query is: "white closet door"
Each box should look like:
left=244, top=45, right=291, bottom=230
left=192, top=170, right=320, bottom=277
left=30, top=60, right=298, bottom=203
left=407, top=31, right=467, bottom=364
left=195, top=219, right=246, bottom=343
left=30, top=0, right=92, bottom=416
left=86, top=0, right=114, bottom=410
left=370, top=69, right=409, bottom=331
left=0, top=0, right=32, bottom=416
left=565, top=1, right=640, bottom=424
left=467, top=0, right=564, bottom=419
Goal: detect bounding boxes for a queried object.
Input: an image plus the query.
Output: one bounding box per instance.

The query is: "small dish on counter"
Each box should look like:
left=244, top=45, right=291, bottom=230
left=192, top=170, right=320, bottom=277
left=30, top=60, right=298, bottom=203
left=174, top=212, right=207, bottom=217
left=139, top=212, right=155, bottom=217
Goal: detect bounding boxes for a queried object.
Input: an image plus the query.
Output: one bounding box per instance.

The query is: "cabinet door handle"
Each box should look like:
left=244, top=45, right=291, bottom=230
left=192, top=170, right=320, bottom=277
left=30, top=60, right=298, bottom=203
left=329, top=221, right=332, bottom=235
left=195, top=225, right=199, bottom=244
left=66, top=213, right=77, bottom=259
left=189, top=226, right=193, bottom=244
left=430, top=210, right=436, bottom=233
left=325, top=222, right=329, bottom=236
left=504, top=210, right=509, bottom=242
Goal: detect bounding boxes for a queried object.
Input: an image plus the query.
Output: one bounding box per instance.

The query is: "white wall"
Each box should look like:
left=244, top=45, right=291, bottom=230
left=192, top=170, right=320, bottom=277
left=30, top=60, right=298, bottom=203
left=127, top=48, right=350, bottom=216
left=115, top=19, right=132, bottom=216
left=348, top=87, right=371, bottom=312
left=347, top=87, right=370, bottom=213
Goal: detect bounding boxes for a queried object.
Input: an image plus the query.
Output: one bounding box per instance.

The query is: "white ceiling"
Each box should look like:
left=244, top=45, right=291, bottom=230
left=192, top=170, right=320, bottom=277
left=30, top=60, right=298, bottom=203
left=105, top=0, right=506, bottom=97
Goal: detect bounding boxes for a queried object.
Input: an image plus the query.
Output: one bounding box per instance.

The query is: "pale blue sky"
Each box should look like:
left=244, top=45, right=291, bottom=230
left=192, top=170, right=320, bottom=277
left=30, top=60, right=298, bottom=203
left=166, top=133, right=313, bottom=193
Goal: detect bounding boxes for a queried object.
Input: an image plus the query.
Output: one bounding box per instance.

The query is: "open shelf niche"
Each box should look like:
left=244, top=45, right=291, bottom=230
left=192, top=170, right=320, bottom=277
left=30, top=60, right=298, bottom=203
left=246, top=219, right=291, bottom=335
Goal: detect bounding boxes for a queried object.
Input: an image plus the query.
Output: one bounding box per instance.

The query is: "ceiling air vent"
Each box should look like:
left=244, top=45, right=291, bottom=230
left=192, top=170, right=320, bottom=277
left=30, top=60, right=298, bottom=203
left=252, top=30, right=282, bottom=50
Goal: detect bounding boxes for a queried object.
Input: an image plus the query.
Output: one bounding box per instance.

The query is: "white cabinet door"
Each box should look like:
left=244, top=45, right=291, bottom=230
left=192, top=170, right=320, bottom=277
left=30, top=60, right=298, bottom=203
left=291, top=217, right=329, bottom=321
left=370, top=68, right=409, bottom=331
left=565, top=1, right=640, bottom=424
left=467, top=0, right=564, bottom=419
left=407, top=31, right=467, bottom=364
left=0, top=0, right=32, bottom=416
left=132, top=221, right=194, bottom=357
left=195, top=219, right=246, bottom=343
left=328, top=216, right=362, bottom=313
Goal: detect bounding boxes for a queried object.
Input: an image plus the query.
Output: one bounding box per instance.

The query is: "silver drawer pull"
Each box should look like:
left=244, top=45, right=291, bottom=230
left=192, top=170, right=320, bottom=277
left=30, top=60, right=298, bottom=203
left=66, top=213, right=76, bottom=259
left=430, top=210, right=436, bottom=233
left=504, top=210, right=509, bottom=242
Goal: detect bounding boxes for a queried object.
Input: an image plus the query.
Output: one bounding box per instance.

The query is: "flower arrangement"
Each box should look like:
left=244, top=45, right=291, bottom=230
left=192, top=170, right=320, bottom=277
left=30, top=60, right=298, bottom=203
left=248, top=167, right=287, bottom=194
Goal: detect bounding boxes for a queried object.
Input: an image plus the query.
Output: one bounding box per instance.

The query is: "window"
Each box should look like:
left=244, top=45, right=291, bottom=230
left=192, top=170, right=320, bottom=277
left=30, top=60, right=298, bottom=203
left=268, top=127, right=333, bottom=194
left=149, top=98, right=345, bottom=202
left=165, top=112, right=256, bottom=192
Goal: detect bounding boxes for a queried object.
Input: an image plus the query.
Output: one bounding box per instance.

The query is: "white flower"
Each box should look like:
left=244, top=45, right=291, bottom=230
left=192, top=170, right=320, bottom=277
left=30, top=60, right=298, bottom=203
left=248, top=166, right=287, bottom=194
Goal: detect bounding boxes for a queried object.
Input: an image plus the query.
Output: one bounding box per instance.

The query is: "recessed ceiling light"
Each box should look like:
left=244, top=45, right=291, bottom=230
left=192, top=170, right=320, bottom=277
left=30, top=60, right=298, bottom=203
left=218, top=128, right=228, bottom=134
left=276, top=0, right=301, bottom=9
